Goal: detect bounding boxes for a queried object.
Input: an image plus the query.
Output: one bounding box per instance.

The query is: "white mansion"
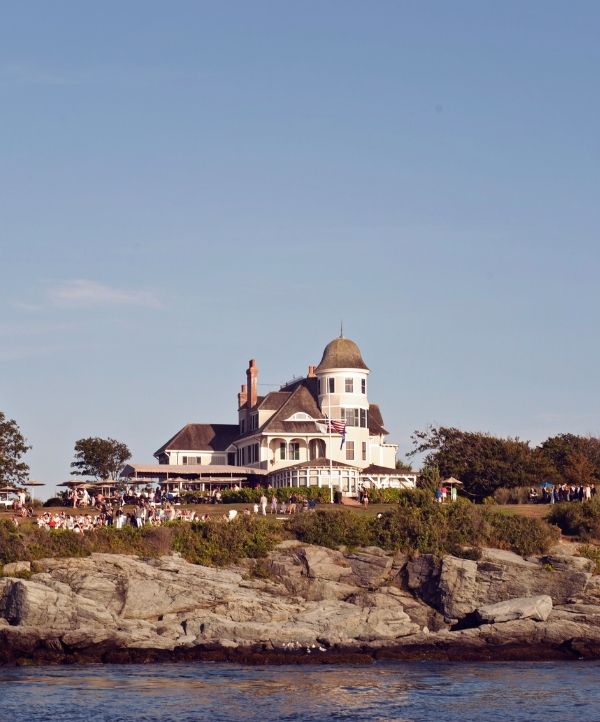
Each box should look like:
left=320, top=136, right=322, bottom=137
left=127, top=336, right=416, bottom=496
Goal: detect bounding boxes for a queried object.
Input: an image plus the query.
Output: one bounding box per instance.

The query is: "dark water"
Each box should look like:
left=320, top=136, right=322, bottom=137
left=0, top=661, right=598, bottom=721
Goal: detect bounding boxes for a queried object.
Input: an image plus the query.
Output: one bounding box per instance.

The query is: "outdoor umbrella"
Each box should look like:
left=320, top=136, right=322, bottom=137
left=540, top=481, right=554, bottom=488
left=23, top=479, right=45, bottom=503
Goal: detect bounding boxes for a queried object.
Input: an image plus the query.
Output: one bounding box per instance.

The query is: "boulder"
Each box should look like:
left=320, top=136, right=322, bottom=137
left=407, top=549, right=592, bottom=620
left=2, top=561, right=31, bottom=576
left=476, top=595, right=553, bottom=624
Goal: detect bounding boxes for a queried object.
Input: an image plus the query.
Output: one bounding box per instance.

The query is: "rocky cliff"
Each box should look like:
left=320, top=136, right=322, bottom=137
left=1, top=541, right=599, bottom=665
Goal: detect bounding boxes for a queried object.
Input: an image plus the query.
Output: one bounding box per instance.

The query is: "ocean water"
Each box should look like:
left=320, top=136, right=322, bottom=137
left=0, top=661, right=598, bottom=722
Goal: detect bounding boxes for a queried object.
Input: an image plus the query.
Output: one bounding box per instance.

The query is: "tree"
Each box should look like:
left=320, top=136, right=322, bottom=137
left=0, top=411, right=31, bottom=485
left=71, top=437, right=131, bottom=480
left=409, top=425, right=542, bottom=500
left=536, top=434, right=600, bottom=486
left=395, top=457, right=413, bottom=472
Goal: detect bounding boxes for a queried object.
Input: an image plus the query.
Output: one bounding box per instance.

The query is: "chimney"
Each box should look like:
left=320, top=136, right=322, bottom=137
left=246, top=359, right=258, bottom=409
left=307, top=365, right=317, bottom=378
left=238, top=384, right=247, bottom=408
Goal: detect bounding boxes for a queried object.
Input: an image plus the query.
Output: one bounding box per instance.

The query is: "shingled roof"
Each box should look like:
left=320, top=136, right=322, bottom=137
left=368, top=404, right=388, bottom=435
left=259, top=384, right=323, bottom=434
left=315, top=336, right=369, bottom=372
left=154, top=423, right=239, bottom=458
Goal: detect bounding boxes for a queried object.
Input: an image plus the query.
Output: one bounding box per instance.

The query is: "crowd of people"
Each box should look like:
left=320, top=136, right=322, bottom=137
left=530, top=484, right=596, bottom=504
left=9, top=487, right=320, bottom=533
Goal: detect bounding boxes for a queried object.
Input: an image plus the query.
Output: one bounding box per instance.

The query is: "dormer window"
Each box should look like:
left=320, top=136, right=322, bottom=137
left=240, top=419, right=246, bottom=434
left=287, top=412, right=312, bottom=421
left=250, top=414, right=258, bottom=430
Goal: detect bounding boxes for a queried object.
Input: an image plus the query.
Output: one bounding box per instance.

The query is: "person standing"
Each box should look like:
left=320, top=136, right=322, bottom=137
left=260, top=493, right=268, bottom=515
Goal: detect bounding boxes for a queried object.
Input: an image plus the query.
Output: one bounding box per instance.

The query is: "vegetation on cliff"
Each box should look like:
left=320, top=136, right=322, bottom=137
left=0, top=492, right=562, bottom=569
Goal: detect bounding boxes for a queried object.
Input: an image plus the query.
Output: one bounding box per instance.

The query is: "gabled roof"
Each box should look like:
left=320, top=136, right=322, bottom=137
left=368, top=403, right=388, bottom=435
left=154, top=423, right=239, bottom=458
left=259, top=384, right=323, bottom=434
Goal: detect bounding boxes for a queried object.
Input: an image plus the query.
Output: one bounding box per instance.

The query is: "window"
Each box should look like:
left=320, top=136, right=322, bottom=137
left=182, top=456, right=201, bottom=465
left=246, top=443, right=259, bottom=464
left=328, top=377, right=335, bottom=393
left=346, top=441, right=355, bottom=461
left=362, top=442, right=367, bottom=461
left=361, top=379, right=366, bottom=394
left=343, top=408, right=359, bottom=427
left=279, top=442, right=286, bottom=460
left=250, top=414, right=258, bottom=430
left=240, top=418, right=246, bottom=434
left=360, top=408, right=367, bottom=428
left=345, top=378, right=353, bottom=393
left=289, top=442, right=300, bottom=460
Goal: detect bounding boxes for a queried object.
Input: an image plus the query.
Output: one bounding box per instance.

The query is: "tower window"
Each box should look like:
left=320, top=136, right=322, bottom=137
left=361, top=379, right=366, bottom=394
left=346, top=441, right=355, bottom=461
left=345, top=378, right=353, bottom=393
left=328, top=378, right=335, bottom=393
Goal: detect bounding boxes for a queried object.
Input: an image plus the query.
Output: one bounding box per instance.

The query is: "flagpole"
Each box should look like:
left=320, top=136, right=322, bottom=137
left=328, top=393, right=333, bottom=503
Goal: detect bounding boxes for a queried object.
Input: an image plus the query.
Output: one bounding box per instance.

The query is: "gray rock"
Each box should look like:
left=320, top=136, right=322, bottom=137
left=2, top=561, right=31, bottom=576
left=476, top=595, right=553, bottom=623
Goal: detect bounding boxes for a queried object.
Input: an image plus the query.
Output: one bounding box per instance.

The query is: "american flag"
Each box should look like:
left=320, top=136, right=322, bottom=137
left=328, top=419, right=346, bottom=435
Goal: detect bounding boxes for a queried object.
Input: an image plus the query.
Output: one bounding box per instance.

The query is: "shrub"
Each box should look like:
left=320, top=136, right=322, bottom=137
left=546, top=498, right=600, bottom=540
left=493, top=486, right=531, bottom=505
left=0, top=521, right=29, bottom=564
left=43, top=497, right=65, bottom=507
left=220, top=486, right=333, bottom=505
left=577, top=544, right=600, bottom=574
left=481, top=510, right=560, bottom=556
left=172, top=515, right=283, bottom=566
left=286, top=510, right=374, bottom=549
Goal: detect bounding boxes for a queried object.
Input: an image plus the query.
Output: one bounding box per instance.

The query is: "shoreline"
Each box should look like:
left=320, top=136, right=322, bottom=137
left=2, top=639, right=598, bottom=667
left=1, top=542, right=600, bottom=668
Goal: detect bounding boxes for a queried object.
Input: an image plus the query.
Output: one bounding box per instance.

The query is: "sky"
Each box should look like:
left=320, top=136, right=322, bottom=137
left=1, top=1, right=599, bottom=499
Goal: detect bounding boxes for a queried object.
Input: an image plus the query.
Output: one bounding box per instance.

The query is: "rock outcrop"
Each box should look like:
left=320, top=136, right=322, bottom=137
left=0, top=543, right=599, bottom=665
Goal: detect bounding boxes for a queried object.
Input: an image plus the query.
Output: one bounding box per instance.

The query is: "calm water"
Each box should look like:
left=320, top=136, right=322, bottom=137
left=0, top=661, right=598, bottom=722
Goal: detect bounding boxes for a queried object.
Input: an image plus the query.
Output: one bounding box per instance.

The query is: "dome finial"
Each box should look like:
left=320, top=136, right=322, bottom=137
left=340, top=321, right=344, bottom=338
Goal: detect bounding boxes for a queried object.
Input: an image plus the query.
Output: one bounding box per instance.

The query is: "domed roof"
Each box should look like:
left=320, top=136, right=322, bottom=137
left=315, top=336, right=369, bottom=372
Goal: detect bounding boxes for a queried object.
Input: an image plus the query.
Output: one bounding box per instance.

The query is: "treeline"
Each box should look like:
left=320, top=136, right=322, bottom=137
left=410, top=427, right=600, bottom=500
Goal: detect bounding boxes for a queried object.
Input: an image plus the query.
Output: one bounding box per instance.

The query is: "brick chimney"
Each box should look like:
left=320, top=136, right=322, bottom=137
left=246, top=359, right=258, bottom=409
left=307, top=365, right=317, bottom=378
left=238, top=384, right=247, bottom=408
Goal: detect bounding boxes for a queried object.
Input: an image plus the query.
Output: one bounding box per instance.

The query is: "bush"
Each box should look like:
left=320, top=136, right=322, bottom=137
left=43, top=497, right=66, bottom=507
left=493, top=487, right=531, bottom=505
left=0, top=521, right=29, bottom=564
left=481, top=510, right=560, bottom=556
left=547, top=499, right=600, bottom=540
left=220, top=486, right=333, bottom=504
left=578, top=544, right=600, bottom=573
left=286, top=510, right=374, bottom=549
left=172, top=515, right=283, bottom=565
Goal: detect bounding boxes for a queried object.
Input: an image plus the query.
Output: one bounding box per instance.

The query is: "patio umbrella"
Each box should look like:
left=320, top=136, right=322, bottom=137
left=540, top=481, right=554, bottom=488
left=24, top=479, right=45, bottom=503
left=0, top=486, right=19, bottom=493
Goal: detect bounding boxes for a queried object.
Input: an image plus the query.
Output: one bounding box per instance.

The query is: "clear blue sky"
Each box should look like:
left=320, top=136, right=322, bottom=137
left=1, top=1, right=599, bottom=498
